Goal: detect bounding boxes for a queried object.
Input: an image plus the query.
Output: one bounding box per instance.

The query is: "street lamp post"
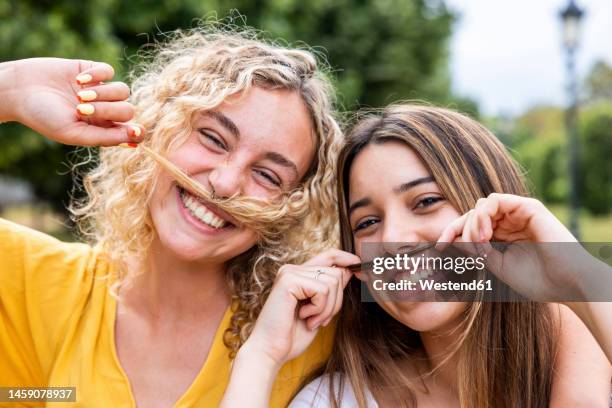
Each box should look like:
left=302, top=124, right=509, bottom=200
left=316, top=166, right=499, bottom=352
left=559, top=0, right=584, bottom=239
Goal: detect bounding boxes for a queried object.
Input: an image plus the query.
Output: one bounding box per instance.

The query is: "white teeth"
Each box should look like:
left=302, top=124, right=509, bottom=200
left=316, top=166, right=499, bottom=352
left=179, top=189, right=227, bottom=229
left=203, top=212, right=213, bottom=225
left=395, top=269, right=433, bottom=284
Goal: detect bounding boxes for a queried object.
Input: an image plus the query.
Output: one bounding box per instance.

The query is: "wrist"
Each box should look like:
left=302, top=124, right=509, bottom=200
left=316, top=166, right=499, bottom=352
left=236, top=339, right=283, bottom=374
left=0, top=60, right=21, bottom=123
left=575, top=255, right=611, bottom=302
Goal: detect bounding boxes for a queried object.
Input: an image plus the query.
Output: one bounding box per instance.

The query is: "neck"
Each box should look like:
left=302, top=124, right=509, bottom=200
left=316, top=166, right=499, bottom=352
left=122, top=238, right=231, bottom=322
left=418, top=320, right=462, bottom=393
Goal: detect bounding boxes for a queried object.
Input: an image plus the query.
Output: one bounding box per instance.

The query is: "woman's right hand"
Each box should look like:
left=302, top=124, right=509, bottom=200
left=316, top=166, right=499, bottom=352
left=0, top=58, right=144, bottom=146
left=220, top=249, right=360, bottom=408
left=241, top=249, right=360, bottom=369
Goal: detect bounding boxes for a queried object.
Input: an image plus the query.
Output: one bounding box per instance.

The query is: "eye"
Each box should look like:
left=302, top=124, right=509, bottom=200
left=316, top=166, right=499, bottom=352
left=414, top=196, right=444, bottom=210
left=254, top=168, right=282, bottom=188
left=198, top=129, right=227, bottom=151
left=353, top=218, right=378, bottom=232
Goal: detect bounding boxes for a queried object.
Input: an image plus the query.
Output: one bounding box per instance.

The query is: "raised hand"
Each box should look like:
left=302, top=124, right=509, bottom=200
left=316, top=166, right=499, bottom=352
left=245, top=249, right=359, bottom=367
left=0, top=58, right=144, bottom=146
left=436, top=193, right=603, bottom=301
left=220, top=249, right=360, bottom=408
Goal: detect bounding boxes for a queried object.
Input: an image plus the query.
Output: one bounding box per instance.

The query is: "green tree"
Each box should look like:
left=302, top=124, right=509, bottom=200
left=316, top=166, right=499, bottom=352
left=579, top=104, right=612, bottom=215
left=584, top=59, right=612, bottom=102
left=0, top=0, right=464, bottom=215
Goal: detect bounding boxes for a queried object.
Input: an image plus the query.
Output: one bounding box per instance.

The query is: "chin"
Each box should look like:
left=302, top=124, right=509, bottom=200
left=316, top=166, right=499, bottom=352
left=384, top=301, right=467, bottom=333
left=153, top=225, right=258, bottom=264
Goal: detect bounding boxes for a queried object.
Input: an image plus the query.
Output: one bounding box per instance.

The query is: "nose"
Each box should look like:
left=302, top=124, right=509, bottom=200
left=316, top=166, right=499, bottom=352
left=381, top=216, right=423, bottom=255
left=208, top=163, right=243, bottom=199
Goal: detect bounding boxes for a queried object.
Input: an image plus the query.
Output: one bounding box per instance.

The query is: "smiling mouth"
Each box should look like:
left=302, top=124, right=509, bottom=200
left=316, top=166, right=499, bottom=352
left=178, top=186, right=235, bottom=230
left=393, top=268, right=436, bottom=284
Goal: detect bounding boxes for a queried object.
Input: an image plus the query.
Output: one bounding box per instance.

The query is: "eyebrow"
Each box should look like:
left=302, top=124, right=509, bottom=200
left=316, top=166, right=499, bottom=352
left=348, top=197, right=372, bottom=216
left=204, top=111, right=300, bottom=182
left=206, top=111, right=241, bottom=139
left=392, top=176, right=435, bottom=194
left=264, top=152, right=299, bottom=180
left=348, top=176, right=435, bottom=216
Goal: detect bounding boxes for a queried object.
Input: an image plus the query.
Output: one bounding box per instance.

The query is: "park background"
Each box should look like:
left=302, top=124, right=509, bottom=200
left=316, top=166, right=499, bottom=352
left=0, top=0, right=610, bottom=241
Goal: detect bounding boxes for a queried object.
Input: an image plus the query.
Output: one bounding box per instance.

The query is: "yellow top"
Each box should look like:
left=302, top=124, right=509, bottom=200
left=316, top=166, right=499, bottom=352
left=0, top=218, right=335, bottom=407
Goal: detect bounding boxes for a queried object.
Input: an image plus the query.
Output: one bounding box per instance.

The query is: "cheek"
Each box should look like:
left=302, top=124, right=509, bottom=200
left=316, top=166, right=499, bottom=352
left=423, top=205, right=462, bottom=241
left=237, top=229, right=258, bottom=247
left=149, top=171, right=177, bottom=215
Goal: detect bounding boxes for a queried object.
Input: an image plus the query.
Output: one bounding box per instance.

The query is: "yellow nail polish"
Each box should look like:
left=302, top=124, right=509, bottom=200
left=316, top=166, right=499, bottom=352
left=77, top=90, right=97, bottom=102
left=76, top=74, right=92, bottom=85
left=130, top=125, right=142, bottom=138
left=76, top=103, right=95, bottom=115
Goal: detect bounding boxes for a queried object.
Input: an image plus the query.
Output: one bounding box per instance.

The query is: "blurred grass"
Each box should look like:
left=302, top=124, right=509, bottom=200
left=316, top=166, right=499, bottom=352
left=548, top=204, right=612, bottom=242
left=2, top=203, right=610, bottom=244
left=1, top=204, right=76, bottom=242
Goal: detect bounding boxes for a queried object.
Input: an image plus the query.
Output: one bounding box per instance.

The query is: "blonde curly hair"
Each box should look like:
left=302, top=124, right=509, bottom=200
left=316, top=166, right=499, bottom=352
left=70, top=22, right=343, bottom=357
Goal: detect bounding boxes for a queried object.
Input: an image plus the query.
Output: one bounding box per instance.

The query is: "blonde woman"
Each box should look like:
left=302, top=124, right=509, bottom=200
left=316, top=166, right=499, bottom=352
left=220, top=105, right=612, bottom=407
left=0, top=27, right=358, bottom=407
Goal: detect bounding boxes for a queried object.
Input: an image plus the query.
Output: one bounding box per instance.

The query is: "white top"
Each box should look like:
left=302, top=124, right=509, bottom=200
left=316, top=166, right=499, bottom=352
left=289, top=374, right=379, bottom=408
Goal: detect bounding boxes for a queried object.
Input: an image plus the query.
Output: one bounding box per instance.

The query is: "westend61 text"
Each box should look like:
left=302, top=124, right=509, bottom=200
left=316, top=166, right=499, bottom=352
left=373, top=279, right=493, bottom=292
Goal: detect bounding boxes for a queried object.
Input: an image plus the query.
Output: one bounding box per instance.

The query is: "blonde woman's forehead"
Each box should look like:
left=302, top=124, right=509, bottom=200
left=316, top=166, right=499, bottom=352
left=195, top=87, right=316, bottom=179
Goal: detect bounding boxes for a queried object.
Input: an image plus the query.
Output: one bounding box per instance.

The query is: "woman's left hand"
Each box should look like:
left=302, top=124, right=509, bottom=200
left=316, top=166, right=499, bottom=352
left=437, top=193, right=612, bottom=366
left=436, top=193, right=593, bottom=302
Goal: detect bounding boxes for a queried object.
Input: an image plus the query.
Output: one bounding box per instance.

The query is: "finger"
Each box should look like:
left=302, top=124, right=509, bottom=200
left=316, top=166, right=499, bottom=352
left=280, top=271, right=328, bottom=307
left=303, top=267, right=352, bottom=327
left=309, top=273, right=340, bottom=327
left=302, top=249, right=361, bottom=268
left=76, top=101, right=135, bottom=123
left=483, top=193, right=530, bottom=223
left=436, top=213, right=469, bottom=251
left=462, top=210, right=481, bottom=256
left=294, top=266, right=347, bottom=283
left=77, top=82, right=130, bottom=103
left=65, top=122, right=143, bottom=147
left=470, top=207, right=485, bottom=252
left=462, top=210, right=475, bottom=243
left=76, top=61, right=115, bottom=85
left=293, top=280, right=330, bottom=329
left=293, top=267, right=342, bottom=321
left=475, top=201, right=493, bottom=242
left=326, top=270, right=350, bottom=326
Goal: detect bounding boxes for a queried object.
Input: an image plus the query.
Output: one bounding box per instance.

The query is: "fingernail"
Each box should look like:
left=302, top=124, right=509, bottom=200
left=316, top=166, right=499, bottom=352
left=76, top=104, right=94, bottom=115
left=77, top=90, right=97, bottom=102
left=76, top=73, right=93, bottom=85
left=128, top=125, right=142, bottom=139
left=118, top=142, right=138, bottom=148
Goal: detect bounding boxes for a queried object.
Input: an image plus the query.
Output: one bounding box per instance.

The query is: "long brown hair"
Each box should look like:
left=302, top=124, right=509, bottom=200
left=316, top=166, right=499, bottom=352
left=315, top=104, right=556, bottom=408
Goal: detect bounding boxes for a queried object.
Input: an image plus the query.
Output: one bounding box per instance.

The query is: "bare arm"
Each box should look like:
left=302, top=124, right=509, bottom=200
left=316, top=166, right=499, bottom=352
left=0, top=61, right=19, bottom=122
left=550, top=303, right=612, bottom=408
left=566, top=257, right=612, bottom=365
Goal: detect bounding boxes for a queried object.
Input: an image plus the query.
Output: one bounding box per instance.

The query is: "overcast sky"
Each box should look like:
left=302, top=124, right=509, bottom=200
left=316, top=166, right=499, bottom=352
left=445, top=0, right=612, bottom=116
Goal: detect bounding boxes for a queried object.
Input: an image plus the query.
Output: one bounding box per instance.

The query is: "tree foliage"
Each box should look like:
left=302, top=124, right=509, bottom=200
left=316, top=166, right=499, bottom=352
left=0, top=0, right=464, bottom=212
